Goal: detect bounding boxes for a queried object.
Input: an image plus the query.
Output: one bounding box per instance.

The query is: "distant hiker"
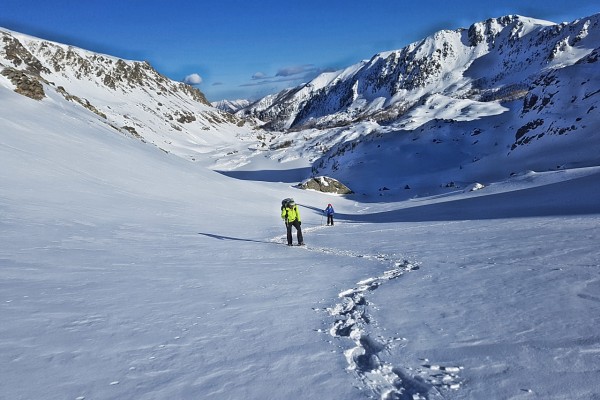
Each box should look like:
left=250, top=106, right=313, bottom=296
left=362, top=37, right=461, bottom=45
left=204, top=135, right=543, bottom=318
left=324, top=203, right=335, bottom=226
left=281, top=198, right=304, bottom=246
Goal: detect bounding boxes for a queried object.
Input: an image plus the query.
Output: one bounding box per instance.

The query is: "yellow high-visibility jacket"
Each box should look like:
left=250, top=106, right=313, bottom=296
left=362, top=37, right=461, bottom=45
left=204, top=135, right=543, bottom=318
left=281, top=205, right=301, bottom=223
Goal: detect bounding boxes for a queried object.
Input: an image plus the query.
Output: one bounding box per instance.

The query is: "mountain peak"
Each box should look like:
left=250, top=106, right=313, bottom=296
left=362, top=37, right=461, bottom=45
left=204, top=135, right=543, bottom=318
left=238, top=13, right=599, bottom=131
left=0, top=27, right=248, bottom=160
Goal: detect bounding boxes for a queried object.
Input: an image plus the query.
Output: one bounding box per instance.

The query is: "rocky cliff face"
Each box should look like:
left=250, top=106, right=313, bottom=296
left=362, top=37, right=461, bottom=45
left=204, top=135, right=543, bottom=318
left=0, top=28, right=247, bottom=160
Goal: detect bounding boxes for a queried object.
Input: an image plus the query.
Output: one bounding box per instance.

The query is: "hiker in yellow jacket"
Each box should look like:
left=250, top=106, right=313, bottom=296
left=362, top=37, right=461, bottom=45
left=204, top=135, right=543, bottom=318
left=281, top=198, right=304, bottom=246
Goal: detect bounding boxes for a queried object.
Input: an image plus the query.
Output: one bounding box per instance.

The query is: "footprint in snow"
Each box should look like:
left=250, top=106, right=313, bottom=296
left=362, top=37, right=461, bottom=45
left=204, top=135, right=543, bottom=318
left=327, top=260, right=462, bottom=399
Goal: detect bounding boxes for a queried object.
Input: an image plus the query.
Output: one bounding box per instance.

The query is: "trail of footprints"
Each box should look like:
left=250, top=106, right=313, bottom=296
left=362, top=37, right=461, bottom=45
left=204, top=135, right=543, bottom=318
left=89, top=234, right=461, bottom=400
left=324, top=259, right=463, bottom=400
left=274, top=230, right=463, bottom=398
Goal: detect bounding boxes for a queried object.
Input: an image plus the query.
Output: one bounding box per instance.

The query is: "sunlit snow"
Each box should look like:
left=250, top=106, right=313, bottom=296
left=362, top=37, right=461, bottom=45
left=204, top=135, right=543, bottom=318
left=2, top=15, right=600, bottom=400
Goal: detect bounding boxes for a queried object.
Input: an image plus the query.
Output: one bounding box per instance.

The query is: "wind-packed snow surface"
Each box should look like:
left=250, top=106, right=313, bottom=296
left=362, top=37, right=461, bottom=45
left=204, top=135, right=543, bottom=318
left=2, top=13, right=600, bottom=399
left=2, top=74, right=600, bottom=400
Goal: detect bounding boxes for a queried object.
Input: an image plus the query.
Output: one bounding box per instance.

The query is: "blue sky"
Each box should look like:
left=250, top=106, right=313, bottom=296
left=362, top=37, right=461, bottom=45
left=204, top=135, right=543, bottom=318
left=1, top=1, right=598, bottom=102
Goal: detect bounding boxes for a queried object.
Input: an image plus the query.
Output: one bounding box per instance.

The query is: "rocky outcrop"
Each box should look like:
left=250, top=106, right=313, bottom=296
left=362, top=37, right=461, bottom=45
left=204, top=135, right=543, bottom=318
left=2, top=35, right=50, bottom=75
left=296, top=176, right=353, bottom=194
left=1, top=67, right=45, bottom=100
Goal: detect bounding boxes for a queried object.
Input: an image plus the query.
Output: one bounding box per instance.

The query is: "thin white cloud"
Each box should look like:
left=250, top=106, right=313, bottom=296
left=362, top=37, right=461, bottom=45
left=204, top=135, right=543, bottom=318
left=276, top=64, right=316, bottom=77
left=241, top=64, right=330, bottom=88
left=183, top=73, right=203, bottom=85
left=252, top=72, right=267, bottom=80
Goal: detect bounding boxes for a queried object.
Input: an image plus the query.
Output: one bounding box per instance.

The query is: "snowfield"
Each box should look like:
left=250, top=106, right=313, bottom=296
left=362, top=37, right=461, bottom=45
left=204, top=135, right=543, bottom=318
left=2, top=13, right=600, bottom=399
left=2, top=80, right=600, bottom=400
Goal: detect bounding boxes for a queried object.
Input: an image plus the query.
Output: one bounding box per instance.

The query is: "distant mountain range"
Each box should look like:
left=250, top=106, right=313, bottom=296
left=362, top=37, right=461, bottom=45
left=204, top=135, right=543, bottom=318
left=231, top=13, right=600, bottom=195
left=1, top=13, right=599, bottom=196
left=212, top=99, right=250, bottom=113
left=238, top=14, right=599, bottom=132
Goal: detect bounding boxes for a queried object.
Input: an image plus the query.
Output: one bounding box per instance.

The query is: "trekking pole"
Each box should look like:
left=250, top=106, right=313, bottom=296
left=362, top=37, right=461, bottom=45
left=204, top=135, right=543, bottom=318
left=321, top=214, right=323, bottom=226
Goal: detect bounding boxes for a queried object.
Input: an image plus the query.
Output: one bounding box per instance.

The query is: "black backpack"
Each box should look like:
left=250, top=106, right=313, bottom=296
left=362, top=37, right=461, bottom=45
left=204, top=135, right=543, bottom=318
left=281, top=198, right=297, bottom=221
left=281, top=198, right=294, bottom=210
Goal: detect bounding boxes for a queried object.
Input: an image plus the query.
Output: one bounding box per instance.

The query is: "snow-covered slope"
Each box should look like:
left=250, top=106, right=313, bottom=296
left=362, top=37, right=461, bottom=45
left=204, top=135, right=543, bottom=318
left=0, top=28, right=253, bottom=163
left=2, top=62, right=600, bottom=400
left=2, top=16, right=600, bottom=400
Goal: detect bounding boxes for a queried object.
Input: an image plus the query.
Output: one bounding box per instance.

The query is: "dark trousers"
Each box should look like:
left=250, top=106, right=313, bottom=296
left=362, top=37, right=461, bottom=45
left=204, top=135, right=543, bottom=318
left=286, top=220, right=303, bottom=245
left=327, top=215, right=334, bottom=225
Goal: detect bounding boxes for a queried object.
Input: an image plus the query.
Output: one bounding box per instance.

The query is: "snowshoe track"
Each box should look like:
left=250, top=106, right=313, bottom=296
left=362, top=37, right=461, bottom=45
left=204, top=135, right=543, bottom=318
left=328, top=260, right=462, bottom=399
left=271, top=231, right=462, bottom=399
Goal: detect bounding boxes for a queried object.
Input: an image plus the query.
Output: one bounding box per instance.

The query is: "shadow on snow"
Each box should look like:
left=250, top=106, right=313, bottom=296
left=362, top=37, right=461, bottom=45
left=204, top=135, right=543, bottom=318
left=216, top=167, right=311, bottom=183
left=197, top=232, right=277, bottom=244
left=335, top=173, right=600, bottom=223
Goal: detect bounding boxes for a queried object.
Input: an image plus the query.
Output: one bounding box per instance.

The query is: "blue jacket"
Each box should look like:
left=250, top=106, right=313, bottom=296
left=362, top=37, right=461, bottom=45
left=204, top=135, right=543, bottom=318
left=324, top=205, right=334, bottom=216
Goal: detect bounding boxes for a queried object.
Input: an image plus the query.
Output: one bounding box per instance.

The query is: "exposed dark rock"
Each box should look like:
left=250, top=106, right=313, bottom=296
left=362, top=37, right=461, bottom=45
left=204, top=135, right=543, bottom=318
left=515, top=119, right=544, bottom=141
left=55, top=86, right=106, bottom=118
left=1, top=67, right=45, bottom=100
left=2, top=35, right=50, bottom=74
left=176, top=111, right=197, bottom=124
left=297, top=176, right=353, bottom=194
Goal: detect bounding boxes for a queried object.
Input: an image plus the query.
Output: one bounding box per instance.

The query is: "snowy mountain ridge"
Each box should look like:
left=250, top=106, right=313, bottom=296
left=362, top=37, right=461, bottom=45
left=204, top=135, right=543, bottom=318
left=233, top=13, right=600, bottom=197
left=212, top=98, right=251, bottom=113
left=0, top=27, right=251, bottom=161
left=1, top=14, right=599, bottom=197
left=239, top=14, right=599, bottom=131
